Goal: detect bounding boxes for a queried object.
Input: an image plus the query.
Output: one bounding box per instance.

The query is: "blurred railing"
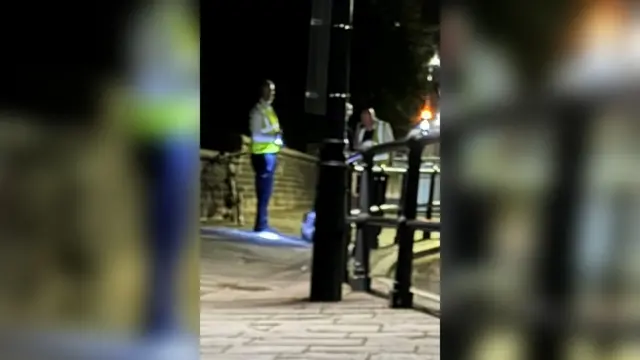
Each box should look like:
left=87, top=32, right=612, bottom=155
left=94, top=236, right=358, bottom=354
left=348, top=163, right=441, bottom=245
left=344, top=133, right=441, bottom=309
left=444, top=85, right=640, bottom=358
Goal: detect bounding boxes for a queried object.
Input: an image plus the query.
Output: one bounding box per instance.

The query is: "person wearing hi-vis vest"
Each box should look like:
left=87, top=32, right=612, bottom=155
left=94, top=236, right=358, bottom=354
left=249, top=80, right=283, bottom=232
left=126, top=0, right=199, bottom=346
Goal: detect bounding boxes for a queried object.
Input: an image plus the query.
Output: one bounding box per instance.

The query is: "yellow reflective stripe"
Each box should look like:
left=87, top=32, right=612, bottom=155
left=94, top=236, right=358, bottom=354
left=132, top=99, right=199, bottom=138
left=251, top=142, right=280, bottom=154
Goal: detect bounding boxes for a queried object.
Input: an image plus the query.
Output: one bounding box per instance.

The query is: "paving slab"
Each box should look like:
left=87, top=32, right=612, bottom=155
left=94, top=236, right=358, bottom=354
left=200, top=237, right=440, bottom=359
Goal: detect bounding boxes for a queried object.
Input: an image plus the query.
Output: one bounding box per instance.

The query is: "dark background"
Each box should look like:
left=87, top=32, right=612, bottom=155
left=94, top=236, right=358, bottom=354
left=204, top=0, right=439, bottom=153
left=203, top=0, right=312, bottom=152
left=0, top=0, right=438, bottom=152
left=0, top=3, right=134, bottom=122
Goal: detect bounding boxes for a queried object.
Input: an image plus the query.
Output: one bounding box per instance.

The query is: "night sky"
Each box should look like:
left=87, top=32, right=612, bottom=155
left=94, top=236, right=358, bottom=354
left=203, top=0, right=439, bottom=153
left=0, top=0, right=437, bottom=151
left=0, top=3, right=133, bottom=123
left=203, top=0, right=313, bottom=152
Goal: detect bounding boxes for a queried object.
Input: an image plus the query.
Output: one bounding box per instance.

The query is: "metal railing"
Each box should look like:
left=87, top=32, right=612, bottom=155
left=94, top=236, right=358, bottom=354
left=343, top=133, right=441, bottom=309
left=348, top=163, right=440, bottom=245
left=444, top=85, right=640, bottom=359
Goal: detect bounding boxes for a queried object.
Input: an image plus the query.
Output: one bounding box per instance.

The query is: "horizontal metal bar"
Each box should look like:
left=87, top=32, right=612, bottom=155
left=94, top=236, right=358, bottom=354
left=346, top=215, right=399, bottom=228
left=407, top=219, right=440, bottom=231
left=361, top=156, right=439, bottom=164
left=350, top=208, right=440, bottom=217
left=350, top=204, right=440, bottom=216
left=350, top=204, right=399, bottom=215
left=346, top=133, right=440, bottom=165
left=346, top=215, right=441, bottom=231
left=351, top=165, right=440, bottom=174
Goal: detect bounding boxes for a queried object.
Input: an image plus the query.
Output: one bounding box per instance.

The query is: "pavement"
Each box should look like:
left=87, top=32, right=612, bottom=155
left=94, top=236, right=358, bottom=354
left=202, top=209, right=309, bottom=237
left=200, top=237, right=440, bottom=359
left=204, top=209, right=441, bottom=296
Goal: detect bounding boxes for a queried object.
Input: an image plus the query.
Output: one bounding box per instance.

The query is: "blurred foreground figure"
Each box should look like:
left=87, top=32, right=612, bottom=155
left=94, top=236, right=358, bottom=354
left=0, top=1, right=199, bottom=359
left=249, top=80, right=282, bottom=232
left=127, top=0, right=199, bottom=337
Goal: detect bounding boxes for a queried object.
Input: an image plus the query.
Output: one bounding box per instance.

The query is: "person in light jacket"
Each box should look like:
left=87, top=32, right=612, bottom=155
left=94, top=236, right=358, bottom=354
left=352, top=108, right=395, bottom=156
left=352, top=108, right=394, bottom=248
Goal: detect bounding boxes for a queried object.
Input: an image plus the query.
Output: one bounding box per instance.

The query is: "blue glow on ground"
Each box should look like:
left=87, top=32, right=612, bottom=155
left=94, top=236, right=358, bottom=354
left=0, top=331, right=198, bottom=360
left=200, top=227, right=312, bottom=248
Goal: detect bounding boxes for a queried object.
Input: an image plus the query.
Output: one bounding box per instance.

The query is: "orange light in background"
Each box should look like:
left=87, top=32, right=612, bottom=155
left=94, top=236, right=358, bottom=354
left=564, top=0, right=627, bottom=54
left=420, top=108, right=432, bottom=121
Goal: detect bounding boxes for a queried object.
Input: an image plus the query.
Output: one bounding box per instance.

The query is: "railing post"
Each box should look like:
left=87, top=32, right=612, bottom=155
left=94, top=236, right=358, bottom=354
left=528, top=106, right=589, bottom=360
left=422, top=168, right=438, bottom=240
left=390, top=139, right=423, bottom=308
left=369, top=166, right=386, bottom=250
left=351, top=154, right=374, bottom=291
left=343, top=166, right=354, bottom=284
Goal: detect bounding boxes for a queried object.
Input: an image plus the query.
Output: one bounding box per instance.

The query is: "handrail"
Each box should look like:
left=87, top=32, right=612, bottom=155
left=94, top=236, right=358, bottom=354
left=346, top=132, right=440, bottom=165
left=445, top=92, right=615, bottom=358
left=345, top=130, right=441, bottom=310
left=351, top=165, right=440, bottom=174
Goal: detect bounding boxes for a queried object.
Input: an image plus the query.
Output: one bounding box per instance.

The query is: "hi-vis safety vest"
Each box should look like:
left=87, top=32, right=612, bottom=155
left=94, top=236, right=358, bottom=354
left=132, top=97, right=199, bottom=139
left=251, top=106, right=282, bottom=154
left=129, top=4, right=200, bottom=140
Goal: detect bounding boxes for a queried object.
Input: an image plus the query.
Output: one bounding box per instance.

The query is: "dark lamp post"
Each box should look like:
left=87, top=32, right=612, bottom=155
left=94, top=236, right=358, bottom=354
left=309, top=0, right=354, bottom=302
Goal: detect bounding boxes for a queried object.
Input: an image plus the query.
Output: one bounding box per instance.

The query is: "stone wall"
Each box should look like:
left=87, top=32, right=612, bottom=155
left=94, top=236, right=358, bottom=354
left=200, top=137, right=318, bottom=223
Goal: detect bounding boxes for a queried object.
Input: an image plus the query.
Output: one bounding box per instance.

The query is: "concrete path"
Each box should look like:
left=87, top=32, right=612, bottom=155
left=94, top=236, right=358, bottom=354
left=204, top=209, right=441, bottom=295
left=200, top=238, right=440, bottom=359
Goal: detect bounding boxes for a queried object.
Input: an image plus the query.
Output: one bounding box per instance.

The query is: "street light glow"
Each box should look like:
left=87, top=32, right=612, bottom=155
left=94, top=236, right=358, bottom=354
left=420, top=108, right=432, bottom=120
left=428, top=53, right=440, bottom=67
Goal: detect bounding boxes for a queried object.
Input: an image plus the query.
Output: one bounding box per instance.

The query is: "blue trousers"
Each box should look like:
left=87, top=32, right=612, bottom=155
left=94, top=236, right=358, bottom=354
left=140, top=136, right=198, bottom=335
left=250, top=153, right=278, bottom=231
